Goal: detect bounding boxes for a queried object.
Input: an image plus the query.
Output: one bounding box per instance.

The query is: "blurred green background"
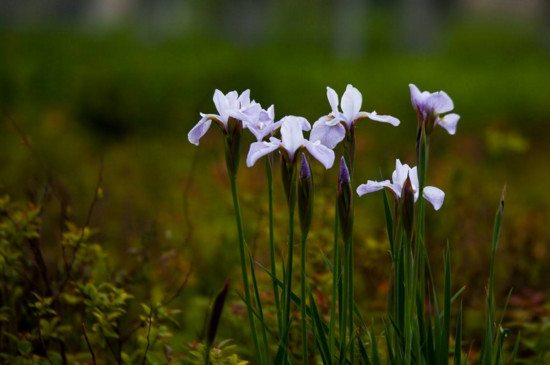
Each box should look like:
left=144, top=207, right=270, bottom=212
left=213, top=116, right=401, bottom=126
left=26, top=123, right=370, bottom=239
left=1, top=0, right=549, bottom=361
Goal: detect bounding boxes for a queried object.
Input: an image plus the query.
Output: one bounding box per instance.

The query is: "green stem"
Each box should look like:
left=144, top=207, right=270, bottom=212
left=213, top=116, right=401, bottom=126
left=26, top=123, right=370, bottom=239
left=329, top=204, right=339, bottom=360
left=283, top=201, right=295, bottom=361
left=266, top=156, right=282, bottom=335
left=300, top=231, right=308, bottom=364
left=229, top=174, right=263, bottom=364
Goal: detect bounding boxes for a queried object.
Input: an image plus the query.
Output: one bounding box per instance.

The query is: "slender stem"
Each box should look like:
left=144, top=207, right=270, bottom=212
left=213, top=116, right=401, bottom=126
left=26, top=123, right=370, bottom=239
left=283, top=202, right=295, bottom=360
left=300, top=230, right=308, bottom=363
left=329, top=204, right=339, bottom=360
left=266, top=157, right=282, bottom=335
left=229, top=175, right=262, bottom=364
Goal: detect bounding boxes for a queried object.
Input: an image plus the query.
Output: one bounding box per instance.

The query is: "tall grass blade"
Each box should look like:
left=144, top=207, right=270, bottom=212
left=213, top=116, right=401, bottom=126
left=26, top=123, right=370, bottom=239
left=454, top=301, right=463, bottom=365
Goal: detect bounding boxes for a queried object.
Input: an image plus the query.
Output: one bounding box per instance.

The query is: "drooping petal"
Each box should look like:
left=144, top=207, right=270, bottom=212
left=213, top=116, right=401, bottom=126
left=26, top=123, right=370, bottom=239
left=296, top=116, right=311, bottom=131
left=340, top=84, right=362, bottom=123
left=365, top=111, right=400, bottom=126
left=326, top=86, right=340, bottom=117
left=357, top=180, right=396, bottom=196
left=423, top=186, right=445, bottom=210
left=259, top=105, right=275, bottom=123
left=437, top=113, right=460, bottom=135
left=188, top=115, right=212, bottom=146
left=280, top=116, right=306, bottom=159
left=246, top=139, right=280, bottom=167
left=426, top=91, right=454, bottom=114
left=303, top=140, right=335, bottom=169
left=310, top=118, right=346, bottom=149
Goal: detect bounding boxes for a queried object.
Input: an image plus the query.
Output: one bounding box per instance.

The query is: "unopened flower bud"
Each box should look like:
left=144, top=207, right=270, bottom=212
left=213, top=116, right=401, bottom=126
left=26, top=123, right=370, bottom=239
left=337, top=157, right=353, bottom=242
left=206, top=279, right=230, bottom=347
left=401, top=174, right=415, bottom=239
left=298, top=153, right=314, bottom=236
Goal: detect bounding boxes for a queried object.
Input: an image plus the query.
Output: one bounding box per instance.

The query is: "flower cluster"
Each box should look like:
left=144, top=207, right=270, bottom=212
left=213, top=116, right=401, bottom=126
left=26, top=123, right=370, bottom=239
left=188, top=83, right=458, bottom=211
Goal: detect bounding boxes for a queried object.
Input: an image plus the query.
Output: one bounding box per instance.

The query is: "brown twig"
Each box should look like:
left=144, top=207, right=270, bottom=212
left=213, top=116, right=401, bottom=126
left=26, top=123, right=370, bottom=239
left=57, top=157, right=104, bottom=293
left=81, top=323, right=97, bottom=365
left=143, top=305, right=153, bottom=365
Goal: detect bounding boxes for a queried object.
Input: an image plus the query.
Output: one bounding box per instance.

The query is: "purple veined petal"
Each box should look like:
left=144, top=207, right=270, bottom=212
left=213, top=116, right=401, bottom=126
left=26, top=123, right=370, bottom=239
left=365, top=111, right=400, bottom=126
left=356, top=180, right=395, bottom=196
left=240, top=103, right=262, bottom=124
left=280, top=116, right=306, bottom=159
left=310, top=118, right=346, bottom=149
left=303, top=140, right=335, bottom=169
left=341, top=84, right=363, bottom=123
left=423, top=186, right=445, bottom=210
left=437, top=113, right=460, bottom=135
left=246, top=140, right=280, bottom=167
left=409, top=84, right=423, bottom=109
left=247, top=124, right=267, bottom=142
left=188, top=115, right=212, bottom=146
left=238, top=89, right=251, bottom=108
left=227, top=109, right=251, bottom=124
left=326, top=87, right=340, bottom=118
left=426, top=90, right=454, bottom=114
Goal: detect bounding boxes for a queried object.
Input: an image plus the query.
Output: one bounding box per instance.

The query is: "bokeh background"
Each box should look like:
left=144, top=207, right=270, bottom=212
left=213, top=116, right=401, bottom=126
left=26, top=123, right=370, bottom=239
left=1, top=0, right=549, bottom=361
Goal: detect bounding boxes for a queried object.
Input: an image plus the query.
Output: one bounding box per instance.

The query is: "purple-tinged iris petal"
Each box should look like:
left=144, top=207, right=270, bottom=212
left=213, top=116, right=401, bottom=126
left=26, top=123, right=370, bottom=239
left=426, top=91, right=454, bottom=114
left=341, top=84, right=362, bottom=123
left=280, top=116, right=307, bottom=159
left=327, top=87, right=340, bottom=118
left=188, top=115, right=212, bottom=146
left=238, top=89, right=251, bottom=108
left=437, top=113, right=460, bottom=135
left=310, top=117, right=346, bottom=149
left=246, top=139, right=280, bottom=167
left=365, top=111, right=400, bottom=126
left=423, top=186, right=445, bottom=210
left=303, top=140, right=335, bottom=169
left=356, top=180, right=396, bottom=196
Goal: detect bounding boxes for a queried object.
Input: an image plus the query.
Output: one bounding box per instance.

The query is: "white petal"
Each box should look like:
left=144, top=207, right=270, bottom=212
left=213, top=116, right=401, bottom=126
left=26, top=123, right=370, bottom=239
left=296, top=116, right=311, bottom=131
left=246, top=140, right=280, bottom=167
left=409, top=167, right=420, bottom=201
left=310, top=117, right=346, bottom=149
left=326, top=86, right=340, bottom=117
left=213, top=89, right=227, bottom=119
left=341, top=84, right=362, bottom=122
left=280, top=116, right=306, bottom=159
left=238, top=89, right=251, bottom=108
left=392, top=159, right=411, bottom=188
left=423, top=186, right=445, bottom=210
left=188, top=115, right=212, bottom=146
left=365, top=111, right=400, bottom=126
left=356, top=180, right=396, bottom=196
left=437, top=113, right=460, bottom=135
left=409, top=84, right=423, bottom=109
left=426, top=91, right=454, bottom=114
left=303, top=140, right=335, bottom=169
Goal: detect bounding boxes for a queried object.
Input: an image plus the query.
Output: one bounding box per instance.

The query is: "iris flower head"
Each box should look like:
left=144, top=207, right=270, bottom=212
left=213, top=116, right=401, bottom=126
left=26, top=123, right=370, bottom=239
left=356, top=159, right=445, bottom=210
left=310, top=84, right=400, bottom=149
left=409, top=84, right=460, bottom=135
left=188, top=89, right=258, bottom=146
left=247, top=116, right=335, bottom=169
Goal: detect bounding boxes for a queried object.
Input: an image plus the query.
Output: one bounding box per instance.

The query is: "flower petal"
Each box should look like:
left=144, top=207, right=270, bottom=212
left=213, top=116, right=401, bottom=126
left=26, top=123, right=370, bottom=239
left=365, top=111, right=400, bottom=126
left=423, top=186, right=445, bottom=210
left=326, top=86, right=340, bottom=117
left=188, top=115, right=212, bottom=146
left=409, top=84, right=423, bottom=109
left=357, top=180, right=395, bottom=196
left=310, top=117, right=346, bottom=149
left=426, top=91, right=454, bottom=114
left=280, top=116, right=306, bottom=159
left=246, top=140, right=280, bottom=167
left=392, top=159, right=410, bottom=188
left=238, top=89, right=251, bottom=108
left=303, top=140, right=335, bottom=169
left=437, top=113, right=460, bottom=135
left=341, top=84, right=362, bottom=122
